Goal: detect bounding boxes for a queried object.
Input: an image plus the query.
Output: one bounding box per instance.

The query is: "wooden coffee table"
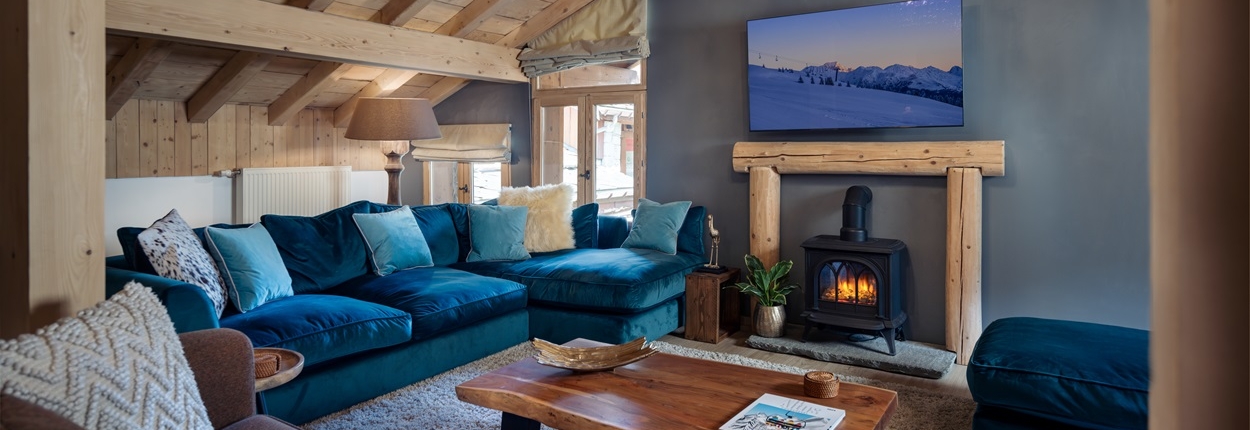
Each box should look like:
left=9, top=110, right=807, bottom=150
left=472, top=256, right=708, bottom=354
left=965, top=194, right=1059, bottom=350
left=456, top=339, right=897, bottom=429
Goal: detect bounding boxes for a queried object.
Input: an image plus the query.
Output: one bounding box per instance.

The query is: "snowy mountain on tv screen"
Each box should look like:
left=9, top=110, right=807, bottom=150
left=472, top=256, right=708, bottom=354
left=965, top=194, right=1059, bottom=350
left=748, top=63, right=964, bottom=131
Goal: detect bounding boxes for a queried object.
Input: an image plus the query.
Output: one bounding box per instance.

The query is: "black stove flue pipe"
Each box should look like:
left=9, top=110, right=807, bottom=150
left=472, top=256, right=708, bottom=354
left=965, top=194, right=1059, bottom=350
left=840, top=185, right=873, bottom=242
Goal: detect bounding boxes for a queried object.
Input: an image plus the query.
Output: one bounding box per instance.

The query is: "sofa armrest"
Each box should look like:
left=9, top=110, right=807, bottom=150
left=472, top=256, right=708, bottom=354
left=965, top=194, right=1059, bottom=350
left=179, top=329, right=257, bottom=429
left=107, top=267, right=220, bottom=333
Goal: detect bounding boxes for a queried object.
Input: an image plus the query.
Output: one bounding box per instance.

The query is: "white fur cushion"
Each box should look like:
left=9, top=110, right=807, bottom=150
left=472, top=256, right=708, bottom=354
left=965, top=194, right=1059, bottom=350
left=0, top=283, right=213, bottom=430
left=498, top=184, right=575, bottom=253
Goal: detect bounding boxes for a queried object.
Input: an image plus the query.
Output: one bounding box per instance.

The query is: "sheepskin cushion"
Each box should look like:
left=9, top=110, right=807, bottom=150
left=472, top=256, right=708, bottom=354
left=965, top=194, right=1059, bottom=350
left=0, top=283, right=213, bottom=430
left=498, top=184, right=575, bottom=253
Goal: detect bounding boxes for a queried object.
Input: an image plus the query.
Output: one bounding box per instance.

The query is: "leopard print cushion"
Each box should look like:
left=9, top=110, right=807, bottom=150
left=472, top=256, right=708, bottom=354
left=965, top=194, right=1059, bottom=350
left=136, top=209, right=227, bottom=317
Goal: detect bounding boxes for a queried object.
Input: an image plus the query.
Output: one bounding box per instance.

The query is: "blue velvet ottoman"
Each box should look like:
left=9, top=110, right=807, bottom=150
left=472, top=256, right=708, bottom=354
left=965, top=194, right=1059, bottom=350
left=967, top=317, right=1149, bottom=430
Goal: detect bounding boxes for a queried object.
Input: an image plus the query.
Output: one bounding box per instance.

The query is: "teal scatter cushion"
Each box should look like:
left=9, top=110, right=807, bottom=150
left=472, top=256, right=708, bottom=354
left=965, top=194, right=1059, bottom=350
left=410, top=204, right=459, bottom=266
left=621, top=199, right=691, bottom=254
left=455, top=247, right=703, bottom=312
left=203, top=224, right=294, bottom=313
left=353, top=206, right=434, bottom=276
left=572, top=203, right=599, bottom=249
left=445, top=203, right=471, bottom=262
left=219, top=294, right=411, bottom=367
left=967, top=317, right=1149, bottom=430
left=327, top=267, right=527, bottom=341
left=261, top=201, right=382, bottom=293
left=466, top=205, right=530, bottom=262
left=597, top=216, right=630, bottom=249
left=676, top=205, right=706, bottom=255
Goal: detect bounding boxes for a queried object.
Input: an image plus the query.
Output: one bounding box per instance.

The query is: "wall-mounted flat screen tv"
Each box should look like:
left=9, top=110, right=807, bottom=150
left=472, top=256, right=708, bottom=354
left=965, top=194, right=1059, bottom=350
left=747, top=0, right=963, bottom=132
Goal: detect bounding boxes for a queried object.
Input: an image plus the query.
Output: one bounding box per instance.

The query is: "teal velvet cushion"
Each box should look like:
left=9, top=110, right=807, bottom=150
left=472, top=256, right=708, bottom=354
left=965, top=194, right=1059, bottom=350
left=203, top=224, right=294, bottom=313
left=466, top=205, right=530, bottom=262
left=218, top=294, right=412, bottom=367
left=455, top=247, right=703, bottom=312
left=326, top=267, right=527, bottom=341
left=967, top=317, right=1149, bottom=430
left=676, top=205, right=706, bottom=255
left=353, top=206, right=434, bottom=276
left=571, top=202, right=599, bottom=249
left=621, top=199, right=691, bottom=254
left=261, top=201, right=382, bottom=293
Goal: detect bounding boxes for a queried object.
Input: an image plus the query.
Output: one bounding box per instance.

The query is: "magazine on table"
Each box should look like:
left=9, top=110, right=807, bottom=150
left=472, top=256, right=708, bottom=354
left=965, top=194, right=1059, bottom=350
left=720, top=393, right=846, bottom=430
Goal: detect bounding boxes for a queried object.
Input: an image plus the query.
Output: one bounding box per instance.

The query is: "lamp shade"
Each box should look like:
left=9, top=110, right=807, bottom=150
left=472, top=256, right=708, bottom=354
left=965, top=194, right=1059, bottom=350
left=344, top=97, right=442, bottom=141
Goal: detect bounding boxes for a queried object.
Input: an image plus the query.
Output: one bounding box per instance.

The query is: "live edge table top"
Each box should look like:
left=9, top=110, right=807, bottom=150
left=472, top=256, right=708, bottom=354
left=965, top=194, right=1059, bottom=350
left=455, top=338, right=898, bottom=430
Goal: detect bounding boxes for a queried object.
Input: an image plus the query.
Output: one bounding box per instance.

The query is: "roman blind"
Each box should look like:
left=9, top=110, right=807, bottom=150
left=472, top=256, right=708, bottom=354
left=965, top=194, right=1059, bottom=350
left=517, top=0, right=648, bottom=78
left=409, top=124, right=511, bottom=162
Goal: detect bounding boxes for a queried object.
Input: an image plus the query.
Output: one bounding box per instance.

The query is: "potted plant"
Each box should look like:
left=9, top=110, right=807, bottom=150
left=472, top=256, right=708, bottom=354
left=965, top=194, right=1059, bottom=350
left=726, top=254, right=800, bottom=337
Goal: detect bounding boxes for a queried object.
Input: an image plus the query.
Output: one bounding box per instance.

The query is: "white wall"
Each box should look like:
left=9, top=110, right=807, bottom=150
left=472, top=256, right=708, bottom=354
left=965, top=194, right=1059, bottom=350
left=105, top=171, right=389, bottom=256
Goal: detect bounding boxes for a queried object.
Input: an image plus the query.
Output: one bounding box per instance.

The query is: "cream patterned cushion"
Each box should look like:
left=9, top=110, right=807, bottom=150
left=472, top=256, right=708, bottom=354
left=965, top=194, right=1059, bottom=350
left=0, top=283, right=213, bottom=430
left=138, top=209, right=227, bottom=317
left=498, top=183, right=575, bottom=253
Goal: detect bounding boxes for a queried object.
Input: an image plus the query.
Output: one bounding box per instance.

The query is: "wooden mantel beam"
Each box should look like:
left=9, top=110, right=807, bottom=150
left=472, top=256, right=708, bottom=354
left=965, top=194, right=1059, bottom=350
left=733, top=141, right=1005, bottom=176
left=105, top=0, right=527, bottom=83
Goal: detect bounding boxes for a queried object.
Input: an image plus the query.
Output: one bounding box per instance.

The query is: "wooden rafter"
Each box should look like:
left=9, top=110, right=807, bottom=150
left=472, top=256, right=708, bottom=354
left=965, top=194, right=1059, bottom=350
left=425, top=0, right=595, bottom=106
left=496, top=0, right=596, bottom=48
left=268, top=62, right=352, bottom=126
left=334, top=69, right=421, bottom=127
left=286, top=0, right=335, bottom=12
left=375, top=0, right=437, bottom=26
left=436, top=0, right=516, bottom=38
left=105, top=38, right=172, bottom=119
left=106, top=0, right=526, bottom=83
left=187, top=51, right=274, bottom=123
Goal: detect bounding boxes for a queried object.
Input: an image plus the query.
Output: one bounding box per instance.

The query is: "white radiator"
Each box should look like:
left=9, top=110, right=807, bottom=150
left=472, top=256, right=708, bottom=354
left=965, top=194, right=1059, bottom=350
left=234, top=166, right=352, bottom=223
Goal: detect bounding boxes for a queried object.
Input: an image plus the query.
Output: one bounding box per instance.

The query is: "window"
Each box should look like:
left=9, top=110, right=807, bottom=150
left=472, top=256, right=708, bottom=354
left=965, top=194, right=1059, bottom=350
left=531, top=61, right=646, bottom=215
left=422, top=160, right=511, bottom=204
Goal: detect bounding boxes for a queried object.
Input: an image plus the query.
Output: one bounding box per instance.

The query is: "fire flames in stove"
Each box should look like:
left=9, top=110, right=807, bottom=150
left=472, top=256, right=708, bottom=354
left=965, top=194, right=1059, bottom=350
left=819, top=261, right=878, bottom=306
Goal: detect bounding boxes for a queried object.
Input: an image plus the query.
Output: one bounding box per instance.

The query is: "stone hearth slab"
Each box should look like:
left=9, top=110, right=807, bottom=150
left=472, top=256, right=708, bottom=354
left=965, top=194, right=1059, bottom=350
left=747, top=329, right=955, bottom=379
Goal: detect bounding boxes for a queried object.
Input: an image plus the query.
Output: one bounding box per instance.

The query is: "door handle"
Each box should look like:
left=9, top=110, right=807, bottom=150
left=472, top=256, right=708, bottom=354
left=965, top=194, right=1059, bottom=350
left=579, top=169, right=591, bottom=180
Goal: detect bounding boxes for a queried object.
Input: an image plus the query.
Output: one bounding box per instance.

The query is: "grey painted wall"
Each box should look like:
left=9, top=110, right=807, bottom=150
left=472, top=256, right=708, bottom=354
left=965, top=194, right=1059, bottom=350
left=429, top=0, right=1150, bottom=345
left=400, top=81, right=532, bottom=205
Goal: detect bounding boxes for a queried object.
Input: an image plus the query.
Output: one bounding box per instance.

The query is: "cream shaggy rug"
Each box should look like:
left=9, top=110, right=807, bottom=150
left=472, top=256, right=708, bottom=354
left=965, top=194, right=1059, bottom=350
left=303, top=341, right=975, bottom=430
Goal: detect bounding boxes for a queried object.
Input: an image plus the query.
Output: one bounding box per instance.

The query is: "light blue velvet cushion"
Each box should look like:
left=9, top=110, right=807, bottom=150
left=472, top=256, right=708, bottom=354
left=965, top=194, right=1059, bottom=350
left=352, top=206, right=434, bottom=276
left=466, top=205, right=530, bottom=262
left=621, top=199, right=692, bottom=254
left=203, top=224, right=294, bottom=313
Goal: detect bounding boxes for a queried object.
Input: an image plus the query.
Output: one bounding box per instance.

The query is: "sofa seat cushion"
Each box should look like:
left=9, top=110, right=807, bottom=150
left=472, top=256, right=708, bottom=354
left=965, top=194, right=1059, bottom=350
left=326, top=267, right=527, bottom=342
left=219, top=294, right=411, bottom=367
left=967, top=317, right=1149, bottom=430
left=454, top=248, right=703, bottom=312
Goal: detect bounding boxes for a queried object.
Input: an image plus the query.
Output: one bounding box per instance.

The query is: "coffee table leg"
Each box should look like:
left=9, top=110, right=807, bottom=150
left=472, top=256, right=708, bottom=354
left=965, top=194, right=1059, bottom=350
left=501, top=412, right=540, bottom=430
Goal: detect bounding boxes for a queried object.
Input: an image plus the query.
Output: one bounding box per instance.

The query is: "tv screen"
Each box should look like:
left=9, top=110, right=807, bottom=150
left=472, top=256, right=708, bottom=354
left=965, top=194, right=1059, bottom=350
left=747, top=0, right=963, bottom=131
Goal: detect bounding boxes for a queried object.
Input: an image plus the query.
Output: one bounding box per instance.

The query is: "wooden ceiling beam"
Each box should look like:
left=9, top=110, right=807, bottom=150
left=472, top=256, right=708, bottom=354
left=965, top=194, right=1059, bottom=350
left=420, top=77, right=472, bottom=106
left=286, top=0, right=335, bottom=12
left=186, top=51, right=274, bottom=123
left=268, top=61, right=353, bottom=126
left=496, top=0, right=596, bottom=48
left=105, top=38, right=172, bottom=119
left=436, top=0, right=517, bottom=38
left=106, top=0, right=526, bottom=83
left=375, top=0, right=437, bottom=26
left=334, top=69, right=421, bottom=127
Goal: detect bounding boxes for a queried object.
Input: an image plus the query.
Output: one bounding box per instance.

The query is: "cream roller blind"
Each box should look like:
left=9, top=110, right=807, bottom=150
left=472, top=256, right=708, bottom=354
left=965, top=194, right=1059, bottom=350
left=409, top=124, right=511, bottom=162
left=517, top=0, right=648, bottom=78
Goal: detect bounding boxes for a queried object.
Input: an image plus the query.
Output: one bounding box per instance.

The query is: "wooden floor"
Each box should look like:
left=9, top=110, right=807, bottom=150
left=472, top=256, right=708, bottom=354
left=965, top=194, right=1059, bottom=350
left=658, top=328, right=972, bottom=400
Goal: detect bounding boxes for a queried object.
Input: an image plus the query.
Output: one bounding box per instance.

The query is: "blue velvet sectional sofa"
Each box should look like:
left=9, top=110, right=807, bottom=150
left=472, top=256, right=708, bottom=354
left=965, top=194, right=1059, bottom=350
left=105, top=200, right=705, bottom=424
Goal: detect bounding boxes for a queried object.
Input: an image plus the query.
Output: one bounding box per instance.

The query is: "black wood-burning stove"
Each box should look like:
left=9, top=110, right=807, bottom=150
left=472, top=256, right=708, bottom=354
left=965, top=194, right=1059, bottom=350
left=801, top=186, right=908, bottom=355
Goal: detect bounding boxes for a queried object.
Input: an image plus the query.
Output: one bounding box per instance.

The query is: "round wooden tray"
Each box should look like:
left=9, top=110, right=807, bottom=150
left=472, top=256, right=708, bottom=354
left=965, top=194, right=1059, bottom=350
left=254, top=348, right=304, bottom=392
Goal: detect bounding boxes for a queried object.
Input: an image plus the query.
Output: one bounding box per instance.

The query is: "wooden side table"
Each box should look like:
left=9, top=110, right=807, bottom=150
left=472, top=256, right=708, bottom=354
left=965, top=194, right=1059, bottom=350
left=685, top=267, right=741, bottom=344
left=254, top=347, right=304, bottom=414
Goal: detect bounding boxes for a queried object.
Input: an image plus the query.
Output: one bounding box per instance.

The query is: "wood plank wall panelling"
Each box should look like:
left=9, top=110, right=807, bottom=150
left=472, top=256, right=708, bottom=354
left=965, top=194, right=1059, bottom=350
left=103, top=99, right=387, bottom=178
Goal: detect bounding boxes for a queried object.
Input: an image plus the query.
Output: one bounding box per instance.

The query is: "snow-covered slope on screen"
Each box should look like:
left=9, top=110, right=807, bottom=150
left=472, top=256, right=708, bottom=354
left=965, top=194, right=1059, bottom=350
left=748, top=65, right=962, bottom=130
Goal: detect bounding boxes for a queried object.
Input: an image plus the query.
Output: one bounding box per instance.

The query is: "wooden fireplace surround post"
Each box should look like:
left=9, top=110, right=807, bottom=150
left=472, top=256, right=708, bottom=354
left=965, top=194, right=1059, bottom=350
left=732, top=141, right=1005, bottom=365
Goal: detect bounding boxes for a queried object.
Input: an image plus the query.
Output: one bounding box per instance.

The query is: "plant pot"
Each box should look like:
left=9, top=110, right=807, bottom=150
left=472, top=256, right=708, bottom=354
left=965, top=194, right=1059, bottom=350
left=754, top=304, right=786, bottom=338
